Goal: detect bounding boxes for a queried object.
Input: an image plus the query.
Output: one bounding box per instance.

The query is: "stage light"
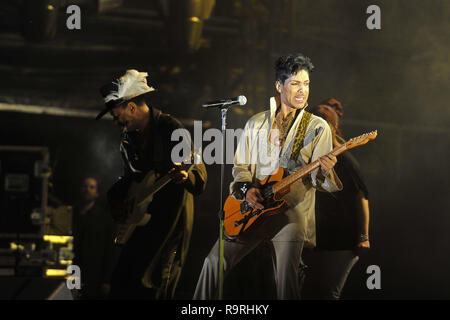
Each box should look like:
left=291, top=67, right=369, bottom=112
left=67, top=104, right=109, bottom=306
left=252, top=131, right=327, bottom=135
left=45, top=269, right=68, bottom=277
left=20, top=0, right=59, bottom=41
left=43, top=235, right=73, bottom=244
left=167, top=0, right=215, bottom=51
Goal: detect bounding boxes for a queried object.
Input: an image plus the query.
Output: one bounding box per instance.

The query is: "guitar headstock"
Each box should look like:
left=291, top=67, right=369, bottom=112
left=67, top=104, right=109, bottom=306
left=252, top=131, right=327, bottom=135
left=345, top=130, right=378, bottom=150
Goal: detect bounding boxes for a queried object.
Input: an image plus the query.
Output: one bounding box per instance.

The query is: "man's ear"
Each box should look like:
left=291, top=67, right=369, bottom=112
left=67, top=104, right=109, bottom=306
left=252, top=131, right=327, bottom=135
left=126, top=101, right=137, bottom=113
left=275, top=80, right=282, bottom=93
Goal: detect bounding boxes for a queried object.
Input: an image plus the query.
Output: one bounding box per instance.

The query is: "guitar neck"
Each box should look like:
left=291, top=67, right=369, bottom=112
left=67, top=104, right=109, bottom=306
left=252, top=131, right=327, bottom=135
left=272, top=144, right=347, bottom=194
left=150, top=174, right=173, bottom=194
left=139, top=163, right=192, bottom=204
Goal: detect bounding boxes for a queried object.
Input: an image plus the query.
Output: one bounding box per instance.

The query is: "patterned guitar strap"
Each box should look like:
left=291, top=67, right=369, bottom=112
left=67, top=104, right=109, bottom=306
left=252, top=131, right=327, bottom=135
left=289, top=111, right=312, bottom=161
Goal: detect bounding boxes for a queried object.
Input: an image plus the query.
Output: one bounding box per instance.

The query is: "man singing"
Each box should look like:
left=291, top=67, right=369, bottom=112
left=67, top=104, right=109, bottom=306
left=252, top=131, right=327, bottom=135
left=194, top=53, right=342, bottom=299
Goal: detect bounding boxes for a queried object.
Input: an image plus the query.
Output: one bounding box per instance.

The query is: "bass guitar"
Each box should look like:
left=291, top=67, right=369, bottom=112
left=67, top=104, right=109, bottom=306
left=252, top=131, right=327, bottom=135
left=223, top=131, right=377, bottom=238
left=109, top=161, right=192, bottom=245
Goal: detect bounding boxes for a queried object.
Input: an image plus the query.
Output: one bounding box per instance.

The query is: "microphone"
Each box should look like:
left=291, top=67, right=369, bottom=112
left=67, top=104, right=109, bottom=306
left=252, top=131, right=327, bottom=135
left=202, top=95, right=247, bottom=108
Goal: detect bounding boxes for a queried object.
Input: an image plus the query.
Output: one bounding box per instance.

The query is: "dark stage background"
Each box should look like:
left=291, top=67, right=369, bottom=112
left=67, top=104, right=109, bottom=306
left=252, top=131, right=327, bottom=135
left=0, top=0, right=449, bottom=299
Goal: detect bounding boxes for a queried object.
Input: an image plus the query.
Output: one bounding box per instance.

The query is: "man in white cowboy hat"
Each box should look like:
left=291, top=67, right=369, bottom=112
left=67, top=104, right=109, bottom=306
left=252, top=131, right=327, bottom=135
left=97, top=69, right=207, bottom=299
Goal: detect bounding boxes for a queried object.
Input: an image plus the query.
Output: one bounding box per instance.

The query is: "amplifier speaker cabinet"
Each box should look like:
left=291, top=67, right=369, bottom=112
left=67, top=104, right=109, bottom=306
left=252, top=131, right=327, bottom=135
left=0, top=146, right=73, bottom=279
left=0, top=146, right=50, bottom=239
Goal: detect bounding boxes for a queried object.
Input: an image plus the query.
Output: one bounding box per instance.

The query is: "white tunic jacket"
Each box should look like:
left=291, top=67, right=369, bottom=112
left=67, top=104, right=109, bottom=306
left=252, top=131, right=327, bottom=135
left=230, top=96, right=343, bottom=247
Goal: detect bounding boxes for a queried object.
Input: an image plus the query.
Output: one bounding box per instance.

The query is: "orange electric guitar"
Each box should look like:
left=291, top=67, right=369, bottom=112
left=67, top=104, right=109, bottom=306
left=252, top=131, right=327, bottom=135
left=223, top=131, right=378, bottom=238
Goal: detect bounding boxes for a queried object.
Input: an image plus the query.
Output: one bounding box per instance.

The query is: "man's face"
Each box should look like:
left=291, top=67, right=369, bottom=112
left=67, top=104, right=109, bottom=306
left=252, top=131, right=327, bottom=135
left=80, top=178, right=99, bottom=202
left=277, top=69, right=310, bottom=110
left=110, top=102, right=136, bottom=132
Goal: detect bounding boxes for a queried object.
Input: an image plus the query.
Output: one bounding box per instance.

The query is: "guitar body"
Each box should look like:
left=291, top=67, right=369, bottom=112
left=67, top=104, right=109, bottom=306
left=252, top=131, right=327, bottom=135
left=108, top=161, right=192, bottom=245
left=108, top=170, right=159, bottom=245
left=126, top=170, right=158, bottom=223
left=224, top=168, right=290, bottom=238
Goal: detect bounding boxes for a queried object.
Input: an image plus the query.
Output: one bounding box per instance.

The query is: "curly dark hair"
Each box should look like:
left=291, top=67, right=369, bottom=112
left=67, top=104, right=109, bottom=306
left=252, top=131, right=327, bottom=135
left=319, top=97, right=344, bottom=118
left=275, top=53, right=314, bottom=84
left=310, top=102, right=345, bottom=145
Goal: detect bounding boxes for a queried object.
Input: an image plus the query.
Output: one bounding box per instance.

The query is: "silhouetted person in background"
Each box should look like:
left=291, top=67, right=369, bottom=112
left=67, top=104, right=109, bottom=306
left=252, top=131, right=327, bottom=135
left=72, top=177, right=120, bottom=299
left=304, top=98, right=371, bottom=299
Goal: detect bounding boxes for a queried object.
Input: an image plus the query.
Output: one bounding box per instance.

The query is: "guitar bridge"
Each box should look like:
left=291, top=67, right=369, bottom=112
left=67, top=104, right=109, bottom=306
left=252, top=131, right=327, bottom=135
left=235, top=208, right=262, bottom=227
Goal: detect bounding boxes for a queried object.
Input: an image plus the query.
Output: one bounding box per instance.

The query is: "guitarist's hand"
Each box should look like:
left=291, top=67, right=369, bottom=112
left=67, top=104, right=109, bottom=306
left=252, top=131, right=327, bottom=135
left=170, top=163, right=189, bottom=184
left=318, top=154, right=337, bottom=172
left=355, top=240, right=371, bottom=256
left=246, top=188, right=265, bottom=210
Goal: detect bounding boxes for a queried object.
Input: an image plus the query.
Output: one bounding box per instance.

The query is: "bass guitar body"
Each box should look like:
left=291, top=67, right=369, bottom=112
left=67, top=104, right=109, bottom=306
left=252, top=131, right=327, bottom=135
left=108, top=161, right=192, bottom=245
left=223, top=168, right=290, bottom=238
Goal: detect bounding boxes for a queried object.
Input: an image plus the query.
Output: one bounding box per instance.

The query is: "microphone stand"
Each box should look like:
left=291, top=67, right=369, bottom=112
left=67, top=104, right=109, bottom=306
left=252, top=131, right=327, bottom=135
left=217, top=104, right=231, bottom=300
left=203, top=98, right=245, bottom=300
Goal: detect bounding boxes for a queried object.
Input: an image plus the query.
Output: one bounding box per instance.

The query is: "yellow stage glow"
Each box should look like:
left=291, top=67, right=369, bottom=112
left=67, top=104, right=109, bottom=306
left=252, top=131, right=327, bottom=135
left=45, top=269, right=67, bottom=277
left=43, top=235, right=73, bottom=244
left=189, top=17, right=201, bottom=23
